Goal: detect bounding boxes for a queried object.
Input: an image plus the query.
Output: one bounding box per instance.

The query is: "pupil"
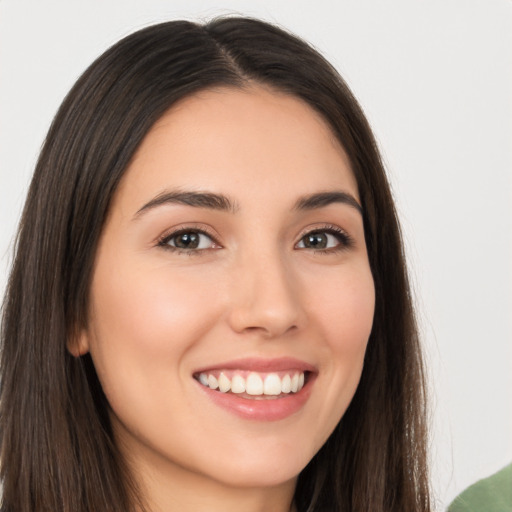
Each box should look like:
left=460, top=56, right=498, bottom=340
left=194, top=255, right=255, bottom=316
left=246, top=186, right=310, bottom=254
left=305, top=233, right=327, bottom=248
left=176, top=232, right=199, bottom=249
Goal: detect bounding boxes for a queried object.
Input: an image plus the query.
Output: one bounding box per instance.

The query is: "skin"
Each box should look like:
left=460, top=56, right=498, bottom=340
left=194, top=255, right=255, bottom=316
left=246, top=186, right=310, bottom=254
left=75, top=86, right=375, bottom=512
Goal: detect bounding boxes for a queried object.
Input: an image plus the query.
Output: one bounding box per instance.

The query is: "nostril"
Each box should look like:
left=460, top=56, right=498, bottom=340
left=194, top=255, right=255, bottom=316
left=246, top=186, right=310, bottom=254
left=226, top=261, right=303, bottom=337
left=241, top=323, right=298, bottom=339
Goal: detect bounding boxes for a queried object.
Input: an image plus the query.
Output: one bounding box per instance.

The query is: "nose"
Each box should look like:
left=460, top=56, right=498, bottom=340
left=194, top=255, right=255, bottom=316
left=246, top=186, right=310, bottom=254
left=226, top=250, right=304, bottom=339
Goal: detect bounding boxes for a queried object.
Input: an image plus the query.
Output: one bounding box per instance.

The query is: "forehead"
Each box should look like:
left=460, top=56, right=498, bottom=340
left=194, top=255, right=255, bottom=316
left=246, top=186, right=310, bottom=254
left=117, top=85, right=358, bottom=210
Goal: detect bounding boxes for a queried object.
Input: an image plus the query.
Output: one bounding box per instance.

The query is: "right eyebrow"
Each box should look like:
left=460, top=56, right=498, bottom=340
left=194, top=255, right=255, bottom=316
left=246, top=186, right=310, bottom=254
left=133, top=190, right=239, bottom=219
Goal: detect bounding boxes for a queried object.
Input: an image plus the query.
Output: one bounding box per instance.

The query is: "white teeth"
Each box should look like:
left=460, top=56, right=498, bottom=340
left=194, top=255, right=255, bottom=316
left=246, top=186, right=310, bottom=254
left=198, top=371, right=307, bottom=396
left=246, top=373, right=264, bottom=395
left=291, top=374, right=299, bottom=392
left=231, top=374, right=246, bottom=394
left=281, top=374, right=291, bottom=393
left=263, top=373, right=282, bottom=395
left=218, top=372, right=231, bottom=393
left=207, top=374, right=218, bottom=390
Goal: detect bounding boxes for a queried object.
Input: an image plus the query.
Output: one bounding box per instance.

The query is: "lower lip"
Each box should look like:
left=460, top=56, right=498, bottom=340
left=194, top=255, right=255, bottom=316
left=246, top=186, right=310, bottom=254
left=195, top=376, right=315, bottom=421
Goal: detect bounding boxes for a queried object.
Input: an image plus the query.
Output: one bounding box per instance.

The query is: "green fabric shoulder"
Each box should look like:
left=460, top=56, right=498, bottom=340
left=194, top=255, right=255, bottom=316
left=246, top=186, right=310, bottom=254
left=447, top=462, right=512, bottom=512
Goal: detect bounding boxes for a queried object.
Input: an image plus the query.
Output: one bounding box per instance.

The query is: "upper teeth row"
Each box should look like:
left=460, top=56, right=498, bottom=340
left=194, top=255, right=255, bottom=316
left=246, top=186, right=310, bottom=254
left=198, top=372, right=305, bottom=395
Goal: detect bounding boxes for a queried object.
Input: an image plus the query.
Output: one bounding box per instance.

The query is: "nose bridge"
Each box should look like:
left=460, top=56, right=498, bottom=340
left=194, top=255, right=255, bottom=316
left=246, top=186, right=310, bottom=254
left=227, top=244, right=302, bottom=338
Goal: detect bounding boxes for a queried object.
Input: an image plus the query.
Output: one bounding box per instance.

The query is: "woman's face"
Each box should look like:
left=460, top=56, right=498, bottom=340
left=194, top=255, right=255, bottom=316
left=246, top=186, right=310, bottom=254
left=77, top=86, right=375, bottom=492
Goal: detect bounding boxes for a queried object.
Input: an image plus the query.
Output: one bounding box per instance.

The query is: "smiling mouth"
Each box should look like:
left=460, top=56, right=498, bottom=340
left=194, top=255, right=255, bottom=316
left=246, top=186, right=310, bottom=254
left=194, top=370, right=308, bottom=399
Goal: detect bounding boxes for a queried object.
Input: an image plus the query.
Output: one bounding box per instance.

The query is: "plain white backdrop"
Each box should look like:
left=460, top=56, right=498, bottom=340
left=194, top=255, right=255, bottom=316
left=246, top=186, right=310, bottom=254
left=0, top=1, right=511, bottom=510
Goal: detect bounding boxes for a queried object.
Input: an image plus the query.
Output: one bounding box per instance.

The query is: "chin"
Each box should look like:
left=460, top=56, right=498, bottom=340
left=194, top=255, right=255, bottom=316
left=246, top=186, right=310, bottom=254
left=200, top=445, right=312, bottom=489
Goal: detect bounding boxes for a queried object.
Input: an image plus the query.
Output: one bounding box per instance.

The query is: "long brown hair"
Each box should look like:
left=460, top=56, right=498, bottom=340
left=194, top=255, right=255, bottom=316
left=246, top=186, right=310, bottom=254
left=0, top=17, right=430, bottom=512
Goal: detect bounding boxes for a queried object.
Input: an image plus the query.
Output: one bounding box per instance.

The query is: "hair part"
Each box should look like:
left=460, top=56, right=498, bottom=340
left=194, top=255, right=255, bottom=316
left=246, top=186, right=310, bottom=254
left=1, top=17, right=430, bottom=512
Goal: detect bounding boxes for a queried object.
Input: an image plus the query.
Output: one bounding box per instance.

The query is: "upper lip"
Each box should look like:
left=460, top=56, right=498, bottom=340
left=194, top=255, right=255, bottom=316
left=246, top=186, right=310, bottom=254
left=193, top=357, right=317, bottom=374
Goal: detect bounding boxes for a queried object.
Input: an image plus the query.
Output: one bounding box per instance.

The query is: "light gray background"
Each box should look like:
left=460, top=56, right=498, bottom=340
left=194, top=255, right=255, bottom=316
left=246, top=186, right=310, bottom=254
left=1, top=1, right=511, bottom=510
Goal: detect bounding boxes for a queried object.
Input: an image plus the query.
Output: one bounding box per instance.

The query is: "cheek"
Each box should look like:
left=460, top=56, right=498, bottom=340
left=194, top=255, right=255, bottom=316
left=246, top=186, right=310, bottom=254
left=84, top=258, right=230, bottom=463
left=92, top=258, right=218, bottom=342
left=311, top=264, right=375, bottom=354
left=305, top=263, right=375, bottom=432
left=85, top=259, right=223, bottom=397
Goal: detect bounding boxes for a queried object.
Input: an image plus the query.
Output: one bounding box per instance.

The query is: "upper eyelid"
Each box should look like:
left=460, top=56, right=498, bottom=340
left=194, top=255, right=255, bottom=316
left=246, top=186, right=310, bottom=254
left=155, top=222, right=352, bottom=248
left=157, top=225, right=221, bottom=247
left=296, top=223, right=350, bottom=239
left=295, top=224, right=355, bottom=250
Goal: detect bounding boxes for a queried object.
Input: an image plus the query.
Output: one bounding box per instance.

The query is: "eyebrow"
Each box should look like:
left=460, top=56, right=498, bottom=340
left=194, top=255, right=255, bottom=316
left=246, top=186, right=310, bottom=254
left=134, top=190, right=238, bottom=218
left=294, top=191, right=363, bottom=215
left=134, top=189, right=362, bottom=219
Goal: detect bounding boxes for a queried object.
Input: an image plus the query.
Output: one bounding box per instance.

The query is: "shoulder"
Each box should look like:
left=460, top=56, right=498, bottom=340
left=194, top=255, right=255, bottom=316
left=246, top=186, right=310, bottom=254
left=447, top=462, right=512, bottom=512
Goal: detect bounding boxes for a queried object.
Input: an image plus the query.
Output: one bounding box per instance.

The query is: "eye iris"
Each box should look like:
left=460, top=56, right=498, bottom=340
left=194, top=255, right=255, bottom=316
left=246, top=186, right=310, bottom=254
left=304, top=232, right=328, bottom=249
left=174, top=232, right=200, bottom=249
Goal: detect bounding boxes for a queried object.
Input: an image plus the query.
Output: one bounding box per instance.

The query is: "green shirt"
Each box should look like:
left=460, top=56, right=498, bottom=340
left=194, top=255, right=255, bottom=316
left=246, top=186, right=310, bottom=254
left=448, top=463, right=512, bottom=512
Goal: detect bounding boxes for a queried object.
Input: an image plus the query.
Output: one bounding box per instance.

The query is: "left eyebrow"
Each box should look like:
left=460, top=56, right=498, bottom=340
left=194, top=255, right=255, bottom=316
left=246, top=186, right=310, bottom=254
left=294, top=191, right=363, bottom=215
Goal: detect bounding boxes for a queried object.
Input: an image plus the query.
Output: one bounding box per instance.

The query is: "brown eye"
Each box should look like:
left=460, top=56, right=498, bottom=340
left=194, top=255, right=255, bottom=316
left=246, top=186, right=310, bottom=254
left=301, top=232, right=330, bottom=249
left=162, top=230, right=215, bottom=250
left=296, top=228, right=352, bottom=251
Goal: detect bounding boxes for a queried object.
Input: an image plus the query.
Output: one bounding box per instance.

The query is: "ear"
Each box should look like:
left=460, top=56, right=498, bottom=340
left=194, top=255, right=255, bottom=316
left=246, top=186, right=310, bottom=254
left=67, top=329, right=90, bottom=358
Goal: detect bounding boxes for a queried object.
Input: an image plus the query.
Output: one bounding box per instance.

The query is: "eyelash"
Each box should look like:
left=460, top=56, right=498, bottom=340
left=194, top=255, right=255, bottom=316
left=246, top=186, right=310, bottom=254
left=157, top=226, right=220, bottom=256
left=295, top=225, right=354, bottom=254
left=157, top=224, right=354, bottom=255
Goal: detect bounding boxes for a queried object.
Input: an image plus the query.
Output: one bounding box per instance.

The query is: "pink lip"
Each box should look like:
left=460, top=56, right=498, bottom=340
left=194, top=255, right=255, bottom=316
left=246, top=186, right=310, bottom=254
left=193, top=357, right=317, bottom=422
left=193, top=357, right=317, bottom=374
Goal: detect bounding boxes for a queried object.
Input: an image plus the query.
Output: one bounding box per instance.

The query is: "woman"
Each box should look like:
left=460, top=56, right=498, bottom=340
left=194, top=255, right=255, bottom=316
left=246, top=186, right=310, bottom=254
left=0, top=17, right=430, bottom=512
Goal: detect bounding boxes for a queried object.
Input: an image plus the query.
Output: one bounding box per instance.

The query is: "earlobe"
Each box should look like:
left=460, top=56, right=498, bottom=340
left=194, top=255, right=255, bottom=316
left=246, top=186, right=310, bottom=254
left=67, top=329, right=90, bottom=357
